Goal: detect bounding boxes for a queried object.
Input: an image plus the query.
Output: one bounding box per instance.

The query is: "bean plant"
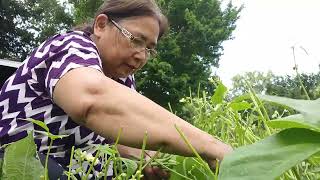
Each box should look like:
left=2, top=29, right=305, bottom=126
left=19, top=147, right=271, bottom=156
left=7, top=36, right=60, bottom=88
left=0, top=80, right=320, bottom=179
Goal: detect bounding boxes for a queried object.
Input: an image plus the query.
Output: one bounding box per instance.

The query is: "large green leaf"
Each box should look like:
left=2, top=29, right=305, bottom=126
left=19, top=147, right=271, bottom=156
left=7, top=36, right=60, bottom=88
left=258, top=95, right=320, bottom=129
left=267, top=114, right=320, bottom=132
left=1, top=133, right=45, bottom=180
left=219, top=128, right=320, bottom=180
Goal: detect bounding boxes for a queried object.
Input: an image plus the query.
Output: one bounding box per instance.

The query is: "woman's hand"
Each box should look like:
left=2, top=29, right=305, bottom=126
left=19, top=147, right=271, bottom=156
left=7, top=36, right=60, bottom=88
left=204, top=143, right=233, bottom=172
left=143, top=151, right=170, bottom=180
left=143, top=165, right=170, bottom=180
left=216, top=143, right=233, bottom=161
left=117, top=145, right=170, bottom=180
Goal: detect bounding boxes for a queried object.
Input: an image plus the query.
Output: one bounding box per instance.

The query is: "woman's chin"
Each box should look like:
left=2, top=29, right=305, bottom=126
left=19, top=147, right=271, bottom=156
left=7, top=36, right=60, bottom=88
left=114, top=71, right=133, bottom=79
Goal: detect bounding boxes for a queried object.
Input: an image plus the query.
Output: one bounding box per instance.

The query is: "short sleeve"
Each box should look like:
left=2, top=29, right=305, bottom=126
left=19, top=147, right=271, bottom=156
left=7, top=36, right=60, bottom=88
left=43, top=32, right=103, bottom=98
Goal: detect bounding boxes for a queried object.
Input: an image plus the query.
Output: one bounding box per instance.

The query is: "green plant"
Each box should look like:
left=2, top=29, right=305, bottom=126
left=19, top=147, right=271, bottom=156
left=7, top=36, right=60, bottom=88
left=2, top=80, right=320, bottom=179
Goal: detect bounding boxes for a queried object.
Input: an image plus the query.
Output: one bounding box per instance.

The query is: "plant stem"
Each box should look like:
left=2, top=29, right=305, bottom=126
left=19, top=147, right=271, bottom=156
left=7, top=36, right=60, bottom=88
left=142, top=147, right=163, bottom=169
left=174, top=124, right=215, bottom=177
left=291, top=46, right=310, bottom=100
left=152, top=158, right=193, bottom=180
left=103, top=154, right=113, bottom=180
left=44, top=138, right=53, bottom=180
left=246, top=82, right=272, bottom=135
left=67, top=146, right=75, bottom=180
left=137, top=132, right=148, bottom=180
left=84, top=149, right=100, bottom=180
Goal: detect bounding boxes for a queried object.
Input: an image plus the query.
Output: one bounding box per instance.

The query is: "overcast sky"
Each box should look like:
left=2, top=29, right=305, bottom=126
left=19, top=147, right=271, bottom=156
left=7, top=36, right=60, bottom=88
left=217, top=0, right=320, bottom=88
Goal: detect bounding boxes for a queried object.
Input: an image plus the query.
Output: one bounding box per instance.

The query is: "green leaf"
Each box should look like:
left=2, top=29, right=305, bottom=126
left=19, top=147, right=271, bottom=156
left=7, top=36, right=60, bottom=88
left=219, top=128, right=320, bottom=180
left=120, top=158, right=137, bottom=177
left=211, top=83, right=227, bottom=105
left=170, top=156, right=214, bottom=180
left=258, top=95, right=320, bottom=129
left=25, top=119, right=49, bottom=132
left=2, top=132, right=45, bottom=180
left=229, top=101, right=251, bottom=111
left=268, top=114, right=320, bottom=132
left=230, top=94, right=251, bottom=103
left=94, top=144, right=117, bottom=156
left=34, top=130, right=68, bottom=141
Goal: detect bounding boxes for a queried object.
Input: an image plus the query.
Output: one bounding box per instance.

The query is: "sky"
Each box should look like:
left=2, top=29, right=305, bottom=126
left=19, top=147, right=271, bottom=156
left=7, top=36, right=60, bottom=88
left=217, top=0, right=320, bottom=88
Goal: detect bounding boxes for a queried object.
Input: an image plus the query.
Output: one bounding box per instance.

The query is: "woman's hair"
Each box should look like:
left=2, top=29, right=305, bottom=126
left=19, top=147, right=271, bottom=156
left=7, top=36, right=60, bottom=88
left=75, top=0, right=168, bottom=39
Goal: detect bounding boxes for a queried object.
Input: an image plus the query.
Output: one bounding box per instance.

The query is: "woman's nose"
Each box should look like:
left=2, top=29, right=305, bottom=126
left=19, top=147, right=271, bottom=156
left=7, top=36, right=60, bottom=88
left=133, top=49, right=147, bottom=63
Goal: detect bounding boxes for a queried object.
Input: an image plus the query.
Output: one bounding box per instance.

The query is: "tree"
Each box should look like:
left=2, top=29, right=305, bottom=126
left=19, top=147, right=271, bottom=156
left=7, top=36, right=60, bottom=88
left=231, top=71, right=276, bottom=96
left=0, top=0, right=34, bottom=59
left=231, top=71, right=320, bottom=100
left=0, top=0, right=73, bottom=60
left=69, top=0, right=104, bottom=25
left=137, top=0, right=242, bottom=113
left=266, top=73, right=320, bottom=100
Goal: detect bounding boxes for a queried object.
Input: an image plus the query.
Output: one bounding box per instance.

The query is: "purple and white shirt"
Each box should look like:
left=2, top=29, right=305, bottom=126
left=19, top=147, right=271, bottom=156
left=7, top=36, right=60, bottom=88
left=0, top=31, right=136, bottom=176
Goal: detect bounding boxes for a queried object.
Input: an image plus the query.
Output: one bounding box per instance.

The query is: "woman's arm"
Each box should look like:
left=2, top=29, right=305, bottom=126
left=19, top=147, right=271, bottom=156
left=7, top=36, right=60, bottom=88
left=53, top=67, right=232, bottom=161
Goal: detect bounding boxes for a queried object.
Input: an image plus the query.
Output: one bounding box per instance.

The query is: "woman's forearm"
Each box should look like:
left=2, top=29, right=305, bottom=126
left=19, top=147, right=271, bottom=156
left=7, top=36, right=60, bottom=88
left=84, top=75, right=230, bottom=161
left=53, top=68, right=231, bottom=161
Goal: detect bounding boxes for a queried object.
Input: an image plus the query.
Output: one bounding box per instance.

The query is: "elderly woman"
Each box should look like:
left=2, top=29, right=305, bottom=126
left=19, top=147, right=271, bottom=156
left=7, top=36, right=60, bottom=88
left=0, top=0, right=232, bottom=179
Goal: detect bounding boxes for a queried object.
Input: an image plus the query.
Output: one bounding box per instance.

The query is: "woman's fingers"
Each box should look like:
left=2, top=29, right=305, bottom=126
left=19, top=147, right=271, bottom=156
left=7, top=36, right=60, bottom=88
left=143, top=166, right=170, bottom=180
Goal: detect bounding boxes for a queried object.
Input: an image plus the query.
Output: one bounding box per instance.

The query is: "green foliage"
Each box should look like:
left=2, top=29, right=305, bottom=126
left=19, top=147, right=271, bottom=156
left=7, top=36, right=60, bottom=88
left=1, top=132, right=45, bottom=180
left=231, top=71, right=275, bottom=96
left=120, top=157, right=138, bottom=178
left=170, top=156, right=214, bottom=180
left=69, top=0, right=104, bottom=25
left=231, top=71, right=320, bottom=100
left=0, top=0, right=73, bottom=60
left=218, top=93, right=320, bottom=179
left=136, top=0, right=242, bottom=113
left=178, top=80, right=320, bottom=179
left=0, top=0, right=35, bottom=59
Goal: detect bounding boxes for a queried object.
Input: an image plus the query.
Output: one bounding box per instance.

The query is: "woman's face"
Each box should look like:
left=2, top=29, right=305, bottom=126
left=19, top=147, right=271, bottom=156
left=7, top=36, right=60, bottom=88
left=92, top=15, right=160, bottom=78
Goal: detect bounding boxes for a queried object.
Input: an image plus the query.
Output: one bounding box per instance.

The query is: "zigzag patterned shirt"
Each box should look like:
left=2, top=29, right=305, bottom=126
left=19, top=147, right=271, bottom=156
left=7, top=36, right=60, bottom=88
left=0, top=31, right=136, bottom=177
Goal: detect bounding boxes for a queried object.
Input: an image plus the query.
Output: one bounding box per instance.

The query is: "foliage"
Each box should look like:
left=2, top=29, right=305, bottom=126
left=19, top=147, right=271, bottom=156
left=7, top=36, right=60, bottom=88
left=0, top=0, right=34, bottom=60
left=231, top=70, right=320, bottom=100
left=231, top=71, right=275, bottom=97
left=178, top=80, right=320, bottom=179
left=0, top=132, right=45, bottom=180
left=69, top=0, right=104, bottom=25
left=136, top=0, right=242, bottom=114
left=219, top=128, right=320, bottom=180
left=218, top=94, right=320, bottom=180
left=0, top=0, right=73, bottom=60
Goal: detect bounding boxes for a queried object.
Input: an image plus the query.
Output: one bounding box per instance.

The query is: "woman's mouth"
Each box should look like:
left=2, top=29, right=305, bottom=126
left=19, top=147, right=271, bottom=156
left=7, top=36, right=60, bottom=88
left=126, top=64, right=138, bottom=71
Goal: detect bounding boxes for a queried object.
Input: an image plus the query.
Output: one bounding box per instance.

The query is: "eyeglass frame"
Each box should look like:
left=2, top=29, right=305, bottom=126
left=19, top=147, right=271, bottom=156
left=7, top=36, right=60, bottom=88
left=109, top=19, right=157, bottom=59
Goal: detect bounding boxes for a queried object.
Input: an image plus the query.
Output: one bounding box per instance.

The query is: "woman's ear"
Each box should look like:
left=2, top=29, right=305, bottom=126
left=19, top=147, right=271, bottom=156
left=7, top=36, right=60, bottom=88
left=93, top=14, right=110, bottom=38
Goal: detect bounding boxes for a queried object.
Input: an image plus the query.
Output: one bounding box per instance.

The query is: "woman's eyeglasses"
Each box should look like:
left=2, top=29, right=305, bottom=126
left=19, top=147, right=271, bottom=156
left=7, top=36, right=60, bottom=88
left=110, top=19, right=157, bottom=59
